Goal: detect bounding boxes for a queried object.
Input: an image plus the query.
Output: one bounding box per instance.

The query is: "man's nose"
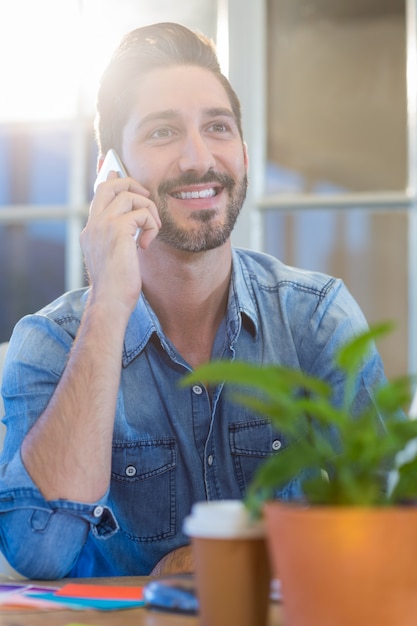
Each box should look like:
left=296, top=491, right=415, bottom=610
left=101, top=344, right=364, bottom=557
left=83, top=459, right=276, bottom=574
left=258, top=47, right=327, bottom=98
left=178, top=132, right=216, bottom=174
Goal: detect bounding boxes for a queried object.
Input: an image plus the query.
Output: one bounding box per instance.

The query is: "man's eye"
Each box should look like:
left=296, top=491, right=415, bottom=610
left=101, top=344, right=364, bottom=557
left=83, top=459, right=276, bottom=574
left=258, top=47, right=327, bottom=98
left=150, top=128, right=174, bottom=139
left=209, top=122, right=229, bottom=133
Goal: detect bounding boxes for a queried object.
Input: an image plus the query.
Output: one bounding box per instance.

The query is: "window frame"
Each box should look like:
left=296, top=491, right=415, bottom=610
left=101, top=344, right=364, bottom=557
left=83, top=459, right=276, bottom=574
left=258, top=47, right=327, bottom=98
left=228, top=0, right=417, bottom=375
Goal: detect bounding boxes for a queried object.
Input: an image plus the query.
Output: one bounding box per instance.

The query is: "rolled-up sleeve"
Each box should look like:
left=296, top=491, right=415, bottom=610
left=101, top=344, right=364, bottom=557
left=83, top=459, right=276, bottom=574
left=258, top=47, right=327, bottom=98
left=0, top=452, right=118, bottom=579
left=0, top=307, right=119, bottom=579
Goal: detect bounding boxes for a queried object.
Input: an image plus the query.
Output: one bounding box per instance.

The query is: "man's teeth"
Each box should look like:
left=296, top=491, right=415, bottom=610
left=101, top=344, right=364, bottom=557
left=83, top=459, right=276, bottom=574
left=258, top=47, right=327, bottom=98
left=173, top=188, right=217, bottom=200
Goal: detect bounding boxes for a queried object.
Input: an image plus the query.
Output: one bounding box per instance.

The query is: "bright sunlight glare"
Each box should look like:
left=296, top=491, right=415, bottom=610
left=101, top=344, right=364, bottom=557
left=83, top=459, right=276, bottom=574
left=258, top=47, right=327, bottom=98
left=0, top=0, right=220, bottom=123
left=0, top=0, right=127, bottom=122
left=0, top=1, right=81, bottom=121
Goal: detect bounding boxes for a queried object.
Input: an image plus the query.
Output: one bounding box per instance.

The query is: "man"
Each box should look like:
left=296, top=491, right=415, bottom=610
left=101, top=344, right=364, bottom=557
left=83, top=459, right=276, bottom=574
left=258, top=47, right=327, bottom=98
left=0, top=22, right=385, bottom=579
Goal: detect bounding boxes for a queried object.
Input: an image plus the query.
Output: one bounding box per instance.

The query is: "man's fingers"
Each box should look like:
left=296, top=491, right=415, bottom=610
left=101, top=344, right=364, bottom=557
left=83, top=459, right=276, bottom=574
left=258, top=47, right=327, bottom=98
left=93, top=175, right=151, bottom=204
left=131, top=209, right=161, bottom=249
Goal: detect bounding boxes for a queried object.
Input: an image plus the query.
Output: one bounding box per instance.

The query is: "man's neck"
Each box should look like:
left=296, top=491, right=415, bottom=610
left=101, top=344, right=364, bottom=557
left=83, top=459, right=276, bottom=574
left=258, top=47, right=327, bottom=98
left=139, top=241, right=233, bottom=368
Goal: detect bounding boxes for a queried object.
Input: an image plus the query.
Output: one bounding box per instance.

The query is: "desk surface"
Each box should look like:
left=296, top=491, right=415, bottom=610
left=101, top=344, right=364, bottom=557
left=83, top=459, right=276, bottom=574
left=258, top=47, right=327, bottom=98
left=0, top=576, right=283, bottom=626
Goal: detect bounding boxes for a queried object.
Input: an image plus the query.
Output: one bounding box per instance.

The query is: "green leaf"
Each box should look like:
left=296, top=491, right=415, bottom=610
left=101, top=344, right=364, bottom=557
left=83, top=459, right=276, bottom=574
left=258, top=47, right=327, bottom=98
left=390, top=452, right=417, bottom=502
left=180, top=322, right=416, bottom=508
left=335, top=322, right=394, bottom=373
left=181, top=360, right=330, bottom=399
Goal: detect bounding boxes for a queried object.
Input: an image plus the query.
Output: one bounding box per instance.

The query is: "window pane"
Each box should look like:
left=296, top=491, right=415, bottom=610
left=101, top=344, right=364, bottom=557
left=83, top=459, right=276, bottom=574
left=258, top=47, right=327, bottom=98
left=0, top=124, right=70, bottom=205
left=0, top=222, right=66, bottom=342
left=267, top=0, right=407, bottom=194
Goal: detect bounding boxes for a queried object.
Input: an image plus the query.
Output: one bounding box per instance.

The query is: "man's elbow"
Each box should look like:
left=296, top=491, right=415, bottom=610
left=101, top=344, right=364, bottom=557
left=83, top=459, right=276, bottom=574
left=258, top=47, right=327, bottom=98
left=0, top=509, right=89, bottom=579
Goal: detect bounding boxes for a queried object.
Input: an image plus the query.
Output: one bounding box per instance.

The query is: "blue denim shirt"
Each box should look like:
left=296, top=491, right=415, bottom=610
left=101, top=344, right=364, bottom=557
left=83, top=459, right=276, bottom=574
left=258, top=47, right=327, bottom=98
left=0, top=248, right=385, bottom=579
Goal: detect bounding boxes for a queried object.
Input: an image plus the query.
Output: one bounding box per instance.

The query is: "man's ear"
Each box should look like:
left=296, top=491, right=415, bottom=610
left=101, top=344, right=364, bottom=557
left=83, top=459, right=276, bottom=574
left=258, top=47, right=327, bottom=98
left=97, top=155, right=104, bottom=174
left=243, top=142, right=249, bottom=173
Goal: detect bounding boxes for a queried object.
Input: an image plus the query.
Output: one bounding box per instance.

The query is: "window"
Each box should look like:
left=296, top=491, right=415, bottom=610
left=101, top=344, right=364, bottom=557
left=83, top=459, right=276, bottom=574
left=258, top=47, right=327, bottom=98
left=0, top=0, right=217, bottom=343
left=228, top=0, right=414, bottom=379
left=264, top=0, right=409, bottom=379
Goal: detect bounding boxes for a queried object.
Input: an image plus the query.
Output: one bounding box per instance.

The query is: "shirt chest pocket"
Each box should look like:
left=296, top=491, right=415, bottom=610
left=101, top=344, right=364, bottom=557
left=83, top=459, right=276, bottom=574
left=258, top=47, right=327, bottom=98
left=110, top=438, right=176, bottom=542
left=229, top=419, right=286, bottom=494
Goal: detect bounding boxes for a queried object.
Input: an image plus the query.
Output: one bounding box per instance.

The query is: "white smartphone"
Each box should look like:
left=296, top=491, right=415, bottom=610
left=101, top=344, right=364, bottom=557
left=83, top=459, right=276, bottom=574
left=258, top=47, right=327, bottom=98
left=93, top=148, right=140, bottom=243
left=94, top=148, right=127, bottom=192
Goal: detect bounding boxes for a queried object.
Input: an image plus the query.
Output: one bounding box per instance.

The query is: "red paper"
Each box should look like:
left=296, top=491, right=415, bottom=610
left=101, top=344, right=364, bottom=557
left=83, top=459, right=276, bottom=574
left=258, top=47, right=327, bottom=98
left=55, top=583, right=144, bottom=601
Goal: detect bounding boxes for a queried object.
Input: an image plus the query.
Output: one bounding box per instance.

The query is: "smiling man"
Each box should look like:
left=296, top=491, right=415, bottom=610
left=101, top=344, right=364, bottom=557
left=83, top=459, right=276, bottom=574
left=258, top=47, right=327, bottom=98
left=0, top=23, right=386, bottom=579
left=120, top=65, right=248, bottom=254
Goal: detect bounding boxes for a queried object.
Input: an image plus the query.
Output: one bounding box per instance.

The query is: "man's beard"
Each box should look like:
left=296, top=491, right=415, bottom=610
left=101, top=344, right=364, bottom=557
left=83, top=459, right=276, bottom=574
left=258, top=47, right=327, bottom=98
left=151, top=170, right=248, bottom=253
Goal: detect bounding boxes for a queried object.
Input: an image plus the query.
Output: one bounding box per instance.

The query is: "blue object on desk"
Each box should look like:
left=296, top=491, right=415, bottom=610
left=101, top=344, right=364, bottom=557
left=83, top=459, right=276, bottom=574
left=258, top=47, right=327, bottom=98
left=143, top=574, right=199, bottom=615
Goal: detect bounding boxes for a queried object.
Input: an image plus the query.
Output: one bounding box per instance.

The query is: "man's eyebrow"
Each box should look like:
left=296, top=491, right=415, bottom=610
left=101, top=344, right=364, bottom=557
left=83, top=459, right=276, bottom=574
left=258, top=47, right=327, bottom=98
left=203, top=107, right=236, bottom=120
left=138, top=109, right=178, bottom=127
left=137, top=107, right=236, bottom=129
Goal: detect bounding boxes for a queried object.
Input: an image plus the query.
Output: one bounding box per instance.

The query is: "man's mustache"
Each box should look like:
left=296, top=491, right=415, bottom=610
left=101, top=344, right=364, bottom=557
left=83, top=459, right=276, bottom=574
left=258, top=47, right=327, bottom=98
left=158, top=171, right=235, bottom=196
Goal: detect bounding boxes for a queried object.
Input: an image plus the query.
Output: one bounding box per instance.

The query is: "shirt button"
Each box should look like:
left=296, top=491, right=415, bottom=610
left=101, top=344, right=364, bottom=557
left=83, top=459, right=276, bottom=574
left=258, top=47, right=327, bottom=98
left=126, top=465, right=137, bottom=477
left=192, top=385, right=203, bottom=395
left=207, top=454, right=214, bottom=466
left=93, top=506, right=104, bottom=518
left=272, top=439, right=282, bottom=451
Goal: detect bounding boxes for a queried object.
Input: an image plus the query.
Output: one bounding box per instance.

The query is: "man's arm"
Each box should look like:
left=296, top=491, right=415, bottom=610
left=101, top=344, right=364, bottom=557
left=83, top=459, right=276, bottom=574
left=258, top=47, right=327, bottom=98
left=21, top=299, right=127, bottom=501
left=21, top=175, right=161, bottom=502
left=151, top=545, right=195, bottom=576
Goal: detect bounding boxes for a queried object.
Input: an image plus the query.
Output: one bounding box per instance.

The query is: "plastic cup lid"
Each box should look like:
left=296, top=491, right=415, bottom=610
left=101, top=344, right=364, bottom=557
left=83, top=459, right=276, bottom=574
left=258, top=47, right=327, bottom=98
left=183, top=500, right=265, bottom=539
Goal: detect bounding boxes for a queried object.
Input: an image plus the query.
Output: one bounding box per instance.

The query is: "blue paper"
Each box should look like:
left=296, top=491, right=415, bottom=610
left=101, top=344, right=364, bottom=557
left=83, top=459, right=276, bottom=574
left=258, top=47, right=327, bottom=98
left=26, top=592, right=144, bottom=611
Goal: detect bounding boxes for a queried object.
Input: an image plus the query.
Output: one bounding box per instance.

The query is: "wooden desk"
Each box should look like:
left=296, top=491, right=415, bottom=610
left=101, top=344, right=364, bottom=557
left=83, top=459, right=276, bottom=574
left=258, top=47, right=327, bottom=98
left=0, top=577, right=283, bottom=625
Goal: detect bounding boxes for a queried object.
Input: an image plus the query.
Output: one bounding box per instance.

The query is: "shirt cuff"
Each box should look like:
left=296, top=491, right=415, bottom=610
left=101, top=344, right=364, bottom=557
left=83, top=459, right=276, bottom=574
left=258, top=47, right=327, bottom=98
left=0, top=452, right=119, bottom=539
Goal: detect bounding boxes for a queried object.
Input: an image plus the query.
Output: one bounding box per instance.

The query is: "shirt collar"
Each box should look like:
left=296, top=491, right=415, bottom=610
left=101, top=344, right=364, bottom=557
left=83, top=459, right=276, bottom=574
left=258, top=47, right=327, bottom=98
left=228, top=248, right=259, bottom=339
left=122, top=295, right=161, bottom=367
left=122, top=248, right=259, bottom=366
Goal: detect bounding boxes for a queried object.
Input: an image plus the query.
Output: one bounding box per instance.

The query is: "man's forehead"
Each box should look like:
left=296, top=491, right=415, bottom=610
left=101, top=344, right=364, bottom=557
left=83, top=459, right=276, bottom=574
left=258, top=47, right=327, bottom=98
left=130, top=65, right=234, bottom=118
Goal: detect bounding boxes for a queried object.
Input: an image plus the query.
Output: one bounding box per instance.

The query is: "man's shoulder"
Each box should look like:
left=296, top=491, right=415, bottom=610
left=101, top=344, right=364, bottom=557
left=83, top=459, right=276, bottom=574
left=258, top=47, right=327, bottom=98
left=5, top=288, right=90, bottom=375
left=12, top=287, right=90, bottom=346
left=233, top=247, right=338, bottom=293
left=37, top=287, right=90, bottom=324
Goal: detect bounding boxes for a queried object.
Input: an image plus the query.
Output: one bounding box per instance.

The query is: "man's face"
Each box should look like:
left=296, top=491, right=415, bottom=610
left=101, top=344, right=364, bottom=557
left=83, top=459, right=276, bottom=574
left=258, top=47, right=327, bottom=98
left=121, top=65, right=248, bottom=252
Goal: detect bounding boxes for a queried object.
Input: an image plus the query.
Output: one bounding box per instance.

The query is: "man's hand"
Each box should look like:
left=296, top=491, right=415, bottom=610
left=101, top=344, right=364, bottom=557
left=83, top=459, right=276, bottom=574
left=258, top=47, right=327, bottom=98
left=81, top=172, right=161, bottom=315
left=150, top=545, right=194, bottom=577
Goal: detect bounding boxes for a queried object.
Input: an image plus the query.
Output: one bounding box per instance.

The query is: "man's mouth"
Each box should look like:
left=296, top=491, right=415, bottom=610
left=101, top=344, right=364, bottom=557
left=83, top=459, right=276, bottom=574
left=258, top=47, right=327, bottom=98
left=158, top=172, right=234, bottom=200
left=171, top=187, right=219, bottom=200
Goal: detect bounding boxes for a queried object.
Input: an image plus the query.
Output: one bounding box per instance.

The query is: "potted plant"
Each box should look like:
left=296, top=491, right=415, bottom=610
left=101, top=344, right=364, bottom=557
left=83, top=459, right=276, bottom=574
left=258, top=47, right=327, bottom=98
left=182, top=322, right=417, bottom=626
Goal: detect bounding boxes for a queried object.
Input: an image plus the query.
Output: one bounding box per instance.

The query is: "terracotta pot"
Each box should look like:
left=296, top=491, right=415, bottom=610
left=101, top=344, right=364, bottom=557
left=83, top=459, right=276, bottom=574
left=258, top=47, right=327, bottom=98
left=264, top=502, right=417, bottom=626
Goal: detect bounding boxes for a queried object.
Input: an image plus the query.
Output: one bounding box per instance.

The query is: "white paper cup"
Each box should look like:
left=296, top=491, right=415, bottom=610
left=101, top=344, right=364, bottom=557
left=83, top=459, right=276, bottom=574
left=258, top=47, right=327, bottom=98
left=183, top=501, right=271, bottom=626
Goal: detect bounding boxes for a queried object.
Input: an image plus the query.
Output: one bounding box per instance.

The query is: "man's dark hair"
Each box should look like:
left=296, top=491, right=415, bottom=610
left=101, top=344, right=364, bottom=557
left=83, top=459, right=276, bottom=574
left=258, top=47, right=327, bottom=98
left=95, top=22, right=243, bottom=155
